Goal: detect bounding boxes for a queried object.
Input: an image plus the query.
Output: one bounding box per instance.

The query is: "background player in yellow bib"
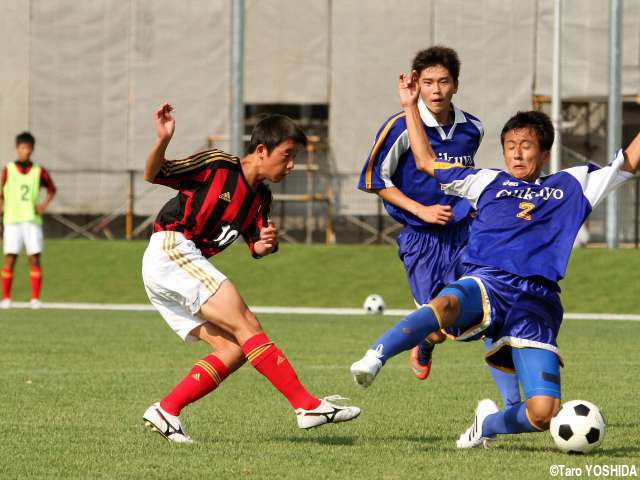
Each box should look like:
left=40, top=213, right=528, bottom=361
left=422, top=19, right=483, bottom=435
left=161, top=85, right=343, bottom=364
left=0, top=132, right=56, bottom=309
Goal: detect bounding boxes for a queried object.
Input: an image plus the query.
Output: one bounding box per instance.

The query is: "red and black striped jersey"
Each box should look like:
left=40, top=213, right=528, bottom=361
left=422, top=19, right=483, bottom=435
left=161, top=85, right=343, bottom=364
left=152, top=149, right=274, bottom=258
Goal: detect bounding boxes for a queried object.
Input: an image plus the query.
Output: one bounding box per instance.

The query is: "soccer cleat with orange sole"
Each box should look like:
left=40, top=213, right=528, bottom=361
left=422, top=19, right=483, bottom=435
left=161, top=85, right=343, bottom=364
left=410, top=345, right=432, bottom=380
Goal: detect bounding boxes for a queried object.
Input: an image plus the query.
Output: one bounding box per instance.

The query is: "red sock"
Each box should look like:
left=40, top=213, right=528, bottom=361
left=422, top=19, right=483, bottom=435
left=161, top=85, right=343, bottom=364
left=242, top=332, right=320, bottom=410
left=30, top=266, right=42, bottom=300
left=160, top=354, right=230, bottom=416
left=2, top=268, right=13, bottom=299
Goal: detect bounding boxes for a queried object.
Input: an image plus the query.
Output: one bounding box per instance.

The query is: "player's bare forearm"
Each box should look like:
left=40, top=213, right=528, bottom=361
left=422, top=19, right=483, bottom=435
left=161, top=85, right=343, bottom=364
left=377, top=187, right=453, bottom=225
left=144, top=103, right=176, bottom=182
left=404, top=104, right=436, bottom=176
left=144, top=137, right=171, bottom=182
left=377, top=187, right=424, bottom=217
left=621, top=131, right=640, bottom=174
left=36, top=192, right=55, bottom=215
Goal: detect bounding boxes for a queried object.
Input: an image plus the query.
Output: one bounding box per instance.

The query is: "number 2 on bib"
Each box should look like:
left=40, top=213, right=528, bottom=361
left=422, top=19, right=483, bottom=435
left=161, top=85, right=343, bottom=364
left=517, top=202, right=535, bottom=221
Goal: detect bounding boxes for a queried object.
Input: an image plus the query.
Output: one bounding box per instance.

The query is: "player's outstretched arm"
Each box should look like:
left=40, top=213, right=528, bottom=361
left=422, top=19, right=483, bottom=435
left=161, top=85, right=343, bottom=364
left=144, top=103, right=176, bottom=182
left=398, top=72, right=437, bottom=176
left=621, top=131, right=640, bottom=174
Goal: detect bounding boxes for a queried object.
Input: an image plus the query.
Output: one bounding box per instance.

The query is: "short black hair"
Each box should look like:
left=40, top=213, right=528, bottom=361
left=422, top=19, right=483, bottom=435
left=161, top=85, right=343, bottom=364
left=16, top=131, right=35, bottom=147
left=246, top=114, right=307, bottom=155
left=412, top=46, right=461, bottom=83
left=500, top=111, right=555, bottom=152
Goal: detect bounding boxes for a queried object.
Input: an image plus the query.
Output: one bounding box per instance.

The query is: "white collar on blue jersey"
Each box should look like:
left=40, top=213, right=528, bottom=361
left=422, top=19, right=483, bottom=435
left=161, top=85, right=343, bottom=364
left=418, top=98, right=467, bottom=141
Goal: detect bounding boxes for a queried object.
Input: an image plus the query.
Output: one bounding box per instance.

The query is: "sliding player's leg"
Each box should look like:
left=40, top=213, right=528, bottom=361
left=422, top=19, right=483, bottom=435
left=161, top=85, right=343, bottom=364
left=456, top=347, right=561, bottom=449
left=199, top=280, right=361, bottom=428
left=351, top=277, right=485, bottom=387
left=143, top=322, right=245, bottom=443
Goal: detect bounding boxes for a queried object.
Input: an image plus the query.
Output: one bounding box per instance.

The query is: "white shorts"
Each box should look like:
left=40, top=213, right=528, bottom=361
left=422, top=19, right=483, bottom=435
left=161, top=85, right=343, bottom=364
left=3, top=221, right=44, bottom=255
left=142, top=231, right=227, bottom=342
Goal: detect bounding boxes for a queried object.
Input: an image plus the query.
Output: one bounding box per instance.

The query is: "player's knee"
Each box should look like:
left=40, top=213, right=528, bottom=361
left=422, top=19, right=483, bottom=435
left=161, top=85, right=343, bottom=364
left=526, top=397, right=557, bottom=430
left=426, top=330, right=446, bottom=344
left=429, top=295, right=459, bottom=327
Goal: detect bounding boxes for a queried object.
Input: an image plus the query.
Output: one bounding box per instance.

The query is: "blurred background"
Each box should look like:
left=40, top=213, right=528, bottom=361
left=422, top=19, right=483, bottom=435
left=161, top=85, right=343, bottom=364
left=0, top=0, right=638, bottom=245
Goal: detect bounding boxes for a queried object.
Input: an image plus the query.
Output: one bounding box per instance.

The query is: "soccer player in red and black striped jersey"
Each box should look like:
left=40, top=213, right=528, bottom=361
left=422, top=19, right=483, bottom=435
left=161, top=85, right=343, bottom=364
left=141, top=103, right=360, bottom=443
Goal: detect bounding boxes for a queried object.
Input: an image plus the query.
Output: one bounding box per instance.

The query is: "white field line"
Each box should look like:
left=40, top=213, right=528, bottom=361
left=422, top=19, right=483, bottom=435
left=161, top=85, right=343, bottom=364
left=6, top=302, right=640, bottom=321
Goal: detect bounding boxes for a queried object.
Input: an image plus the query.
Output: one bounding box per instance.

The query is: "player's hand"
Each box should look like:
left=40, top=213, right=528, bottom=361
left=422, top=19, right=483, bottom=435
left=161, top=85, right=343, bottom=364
left=36, top=202, right=47, bottom=216
left=398, top=71, right=420, bottom=108
left=254, top=220, right=278, bottom=256
left=413, top=204, right=453, bottom=225
left=154, top=103, right=175, bottom=141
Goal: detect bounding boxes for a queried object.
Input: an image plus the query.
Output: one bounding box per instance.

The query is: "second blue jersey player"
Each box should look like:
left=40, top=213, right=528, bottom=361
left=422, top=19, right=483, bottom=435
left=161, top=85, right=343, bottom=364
left=358, top=46, right=519, bottom=407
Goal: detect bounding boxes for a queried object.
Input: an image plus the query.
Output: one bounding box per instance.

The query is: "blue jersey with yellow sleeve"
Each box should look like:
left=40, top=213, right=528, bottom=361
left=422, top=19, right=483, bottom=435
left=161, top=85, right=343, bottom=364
left=433, top=150, right=633, bottom=283
left=358, top=99, right=483, bottom=228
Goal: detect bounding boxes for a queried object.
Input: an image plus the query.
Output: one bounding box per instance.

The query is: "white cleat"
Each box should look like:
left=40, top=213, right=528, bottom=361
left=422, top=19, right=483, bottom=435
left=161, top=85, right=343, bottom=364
left=1, top=298, right=11, bottom=309
left=350, top=348, right=383, bottom=388
left=456, top=399, right=499, bottom=449
left=296, top=396, right=361, bottom=429
left=143, top=402, right=193, bottom=444
left=29, top=299, right=42, bottom=309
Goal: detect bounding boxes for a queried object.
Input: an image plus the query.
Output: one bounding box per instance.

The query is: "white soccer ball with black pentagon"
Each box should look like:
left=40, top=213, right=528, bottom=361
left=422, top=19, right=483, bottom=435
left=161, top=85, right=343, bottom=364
left=550, top=400, right=606, bottom=454
left=363, top=294, right=385, bottom=315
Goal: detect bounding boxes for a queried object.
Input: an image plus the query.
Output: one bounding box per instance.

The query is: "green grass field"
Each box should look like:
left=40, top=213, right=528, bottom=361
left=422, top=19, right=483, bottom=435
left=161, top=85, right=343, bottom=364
left=1, top=241, right=639, bottom=479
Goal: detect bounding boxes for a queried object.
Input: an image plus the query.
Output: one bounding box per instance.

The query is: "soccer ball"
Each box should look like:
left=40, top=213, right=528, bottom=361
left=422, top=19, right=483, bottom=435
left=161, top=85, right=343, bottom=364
left=363, top=294, right=385, bottom=314
left=550, top=400, right=606, bottom=454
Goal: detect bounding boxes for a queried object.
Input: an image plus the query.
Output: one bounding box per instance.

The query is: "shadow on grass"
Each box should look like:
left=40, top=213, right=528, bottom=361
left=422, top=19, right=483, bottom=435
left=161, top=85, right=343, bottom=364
left=498, top=445, right=640, bottom=457
left=271, top=435, right=356, bottom=446
left=270, top=433, right=443, bottom=447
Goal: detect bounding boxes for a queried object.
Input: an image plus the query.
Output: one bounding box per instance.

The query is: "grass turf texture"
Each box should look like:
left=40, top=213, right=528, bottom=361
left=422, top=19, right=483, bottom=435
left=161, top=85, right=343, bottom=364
left=4, top=240, right=640, bottom=313
left=2, top=310, right=639, bottom=479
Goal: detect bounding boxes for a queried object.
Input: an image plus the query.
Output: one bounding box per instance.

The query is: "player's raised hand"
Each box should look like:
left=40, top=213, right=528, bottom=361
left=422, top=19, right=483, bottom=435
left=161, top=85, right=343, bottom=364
left=414, top=204, right=453, bottom=225
left=398, top=71, right=420, bottom=108
left=154, top=103, right=175, bottom=141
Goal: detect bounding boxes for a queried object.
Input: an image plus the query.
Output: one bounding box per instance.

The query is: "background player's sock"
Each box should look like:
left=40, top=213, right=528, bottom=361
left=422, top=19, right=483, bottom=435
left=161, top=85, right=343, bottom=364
left=371, top=305, right=441, bottom=364
left=30, top=266, right=42, bottom=299
left=160, top=354, right=230, bottom=416
left=242, top=332, right=321, bottom=411
left=484, top=339, right=521, bottom=408
left=482, top=401, right=539, bottom=437
left=2, top=268, right=13, bottom=299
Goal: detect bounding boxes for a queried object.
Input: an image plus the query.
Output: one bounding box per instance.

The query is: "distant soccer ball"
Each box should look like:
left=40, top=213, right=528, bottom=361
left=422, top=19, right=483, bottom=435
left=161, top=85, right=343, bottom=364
left=363, top=294, right=385, bottom=315
left=550, top=400, right=606, bottom=454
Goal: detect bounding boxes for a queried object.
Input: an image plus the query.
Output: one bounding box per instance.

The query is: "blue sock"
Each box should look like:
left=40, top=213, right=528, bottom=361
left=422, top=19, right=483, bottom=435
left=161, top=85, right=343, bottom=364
left=484, top=339, right=521, bottom=408
left=370, top=306, right=441, bottom=364
left=481, top=401, right=539, bottom=437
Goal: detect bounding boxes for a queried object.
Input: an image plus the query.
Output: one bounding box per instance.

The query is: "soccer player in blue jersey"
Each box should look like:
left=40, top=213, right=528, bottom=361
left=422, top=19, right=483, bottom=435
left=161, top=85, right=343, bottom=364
left=352, top=72, right=640, bottom=448
left=357, top=46, right=519, bottom=407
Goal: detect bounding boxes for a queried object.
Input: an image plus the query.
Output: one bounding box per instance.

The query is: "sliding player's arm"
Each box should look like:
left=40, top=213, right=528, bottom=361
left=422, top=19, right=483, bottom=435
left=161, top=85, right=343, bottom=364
left=564, top=130, right=640, bottom=209
left=398, top=72, right=437, bottom=176
left=621, top=130, right=640, bottom=174
left=144, top=103, right=175, bottom=182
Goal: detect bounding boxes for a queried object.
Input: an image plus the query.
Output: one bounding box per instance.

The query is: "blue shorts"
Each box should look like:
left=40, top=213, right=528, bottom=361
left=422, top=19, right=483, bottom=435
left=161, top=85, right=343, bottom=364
left=396, top=218, right=471, bottom=305
left=443, top=265, right=564, bottom=374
